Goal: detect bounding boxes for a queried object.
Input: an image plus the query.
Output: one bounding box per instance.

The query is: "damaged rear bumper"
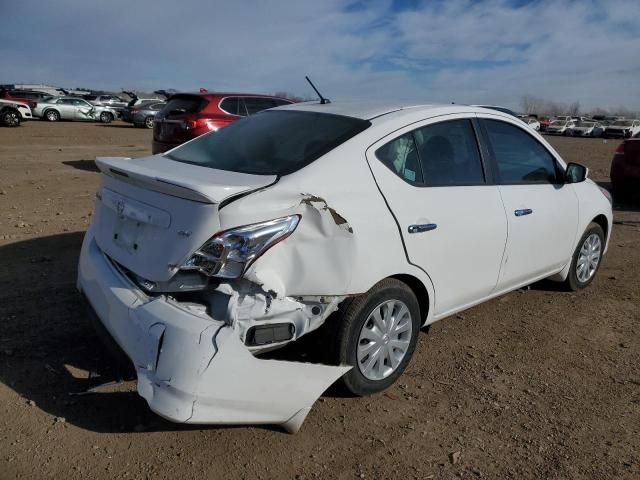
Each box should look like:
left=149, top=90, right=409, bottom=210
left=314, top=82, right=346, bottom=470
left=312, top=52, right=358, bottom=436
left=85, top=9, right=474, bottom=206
left=77, top=227, right=349, bottom=432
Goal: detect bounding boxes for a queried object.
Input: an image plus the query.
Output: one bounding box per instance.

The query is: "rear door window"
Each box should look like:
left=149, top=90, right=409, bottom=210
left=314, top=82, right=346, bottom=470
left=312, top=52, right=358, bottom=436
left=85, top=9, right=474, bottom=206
left=481, top=119, right=560, bottom=184
left=376, top=133, right=422, bottom=184
left=375, top=119, right=485, bottom=186
left=414, top=119, right=485, bottom=186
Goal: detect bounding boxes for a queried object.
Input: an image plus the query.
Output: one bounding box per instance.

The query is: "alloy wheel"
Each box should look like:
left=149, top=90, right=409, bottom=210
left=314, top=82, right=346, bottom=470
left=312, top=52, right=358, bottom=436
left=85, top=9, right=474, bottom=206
left=3, top=111, right=19, bottom=127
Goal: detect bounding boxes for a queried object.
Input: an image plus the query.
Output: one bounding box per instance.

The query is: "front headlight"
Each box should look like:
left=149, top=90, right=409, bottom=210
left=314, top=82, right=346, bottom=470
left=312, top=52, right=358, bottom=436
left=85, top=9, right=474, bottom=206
left=181, top=215, right=301, bottom=278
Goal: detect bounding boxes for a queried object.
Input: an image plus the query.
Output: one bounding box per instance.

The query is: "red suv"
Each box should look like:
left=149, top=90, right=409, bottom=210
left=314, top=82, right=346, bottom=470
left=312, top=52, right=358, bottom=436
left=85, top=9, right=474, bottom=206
left=152, top=92, right=293, bottom=154
left=0, top=88, right=48, bottom=109
left=610, top=132, right=640, bottom=201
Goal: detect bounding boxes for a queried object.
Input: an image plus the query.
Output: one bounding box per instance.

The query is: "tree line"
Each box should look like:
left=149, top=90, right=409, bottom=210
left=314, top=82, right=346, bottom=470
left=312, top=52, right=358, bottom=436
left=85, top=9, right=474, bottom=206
left=520, top=95, right=639, bottom=118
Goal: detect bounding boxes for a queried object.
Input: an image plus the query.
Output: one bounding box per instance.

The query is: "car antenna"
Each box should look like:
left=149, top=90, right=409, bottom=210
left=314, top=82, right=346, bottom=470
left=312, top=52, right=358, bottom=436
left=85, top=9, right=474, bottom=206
left=305, top=76, right=330, bottom=104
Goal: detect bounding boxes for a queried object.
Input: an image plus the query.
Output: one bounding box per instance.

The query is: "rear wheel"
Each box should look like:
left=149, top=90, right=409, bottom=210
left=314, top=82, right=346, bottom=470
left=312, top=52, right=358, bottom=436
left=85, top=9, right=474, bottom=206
left=1, top=109, right=21, bottom=127
left=45, top=109, right=60, bottom=122
left=100, top=112, right=113, bottom=123
left=564, top=222, right=605, bottom=291
left=144, top=116, right=154, bottom=129
left=334, top=279, right=421, bottom=396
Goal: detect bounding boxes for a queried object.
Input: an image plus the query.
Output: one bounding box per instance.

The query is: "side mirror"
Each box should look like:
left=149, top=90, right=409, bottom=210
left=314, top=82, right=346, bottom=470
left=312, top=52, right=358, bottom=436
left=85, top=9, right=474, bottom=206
left=565, top=162, right=588, bottom=183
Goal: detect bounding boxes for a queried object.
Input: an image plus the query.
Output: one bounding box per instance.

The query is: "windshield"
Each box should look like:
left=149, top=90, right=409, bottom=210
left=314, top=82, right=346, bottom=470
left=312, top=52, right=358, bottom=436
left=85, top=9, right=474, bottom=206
left=612, top=120, right=633, bottom=127
left=166, top=111, right=371, bottom=176
left=576, top=122, right=595, bottom=127
left=550, top=121, right=567, bottom=126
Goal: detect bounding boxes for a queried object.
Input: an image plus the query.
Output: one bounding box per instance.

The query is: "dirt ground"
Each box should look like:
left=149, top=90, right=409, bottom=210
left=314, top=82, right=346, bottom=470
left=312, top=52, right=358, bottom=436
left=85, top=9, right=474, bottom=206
left=0, top=120, right=638, bottom=480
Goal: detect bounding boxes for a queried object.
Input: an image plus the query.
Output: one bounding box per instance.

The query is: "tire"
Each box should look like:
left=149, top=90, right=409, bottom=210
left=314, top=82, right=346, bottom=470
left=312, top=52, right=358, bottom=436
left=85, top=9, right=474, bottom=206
left=100, top=112, right=113, bottom=124
left=334, top=278, right=421, bottom=396
left=144, top=116, right=154, bottom=129
left=44, top=109, right=60, bottom=122
left=564, top=222, right=605, bottom=291
left=1, top=109, right=21, bottom=127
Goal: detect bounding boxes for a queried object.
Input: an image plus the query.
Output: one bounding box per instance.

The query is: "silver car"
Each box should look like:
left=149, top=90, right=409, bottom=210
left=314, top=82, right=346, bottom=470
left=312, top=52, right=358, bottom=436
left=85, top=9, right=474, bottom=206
left=33, top=96, right=118, bottom=123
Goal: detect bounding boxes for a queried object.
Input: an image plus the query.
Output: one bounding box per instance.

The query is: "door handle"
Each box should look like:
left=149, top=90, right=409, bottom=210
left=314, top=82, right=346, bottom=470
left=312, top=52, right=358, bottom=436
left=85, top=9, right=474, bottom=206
left=408, top=223, right=437, bottom=234
left=514, top=208, right=533, bottom=217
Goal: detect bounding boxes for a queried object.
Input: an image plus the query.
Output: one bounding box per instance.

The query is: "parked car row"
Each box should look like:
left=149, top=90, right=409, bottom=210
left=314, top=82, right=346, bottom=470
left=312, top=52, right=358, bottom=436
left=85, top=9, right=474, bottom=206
left=33, top=96, right=119, bottom=123
left=542, top=117, right=640, bottom=138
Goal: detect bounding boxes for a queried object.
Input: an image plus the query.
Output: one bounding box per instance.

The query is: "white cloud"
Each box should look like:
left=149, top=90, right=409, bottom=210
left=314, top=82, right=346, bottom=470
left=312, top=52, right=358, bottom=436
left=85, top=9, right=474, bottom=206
left=1, top=0, right=638, bottom=111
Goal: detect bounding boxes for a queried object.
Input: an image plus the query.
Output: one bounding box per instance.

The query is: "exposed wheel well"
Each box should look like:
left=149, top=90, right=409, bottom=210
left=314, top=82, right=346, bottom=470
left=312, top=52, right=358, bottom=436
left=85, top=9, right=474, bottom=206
left=390, top=274, right=430, bottom=324
left=592, top=214, right=608, bottom=241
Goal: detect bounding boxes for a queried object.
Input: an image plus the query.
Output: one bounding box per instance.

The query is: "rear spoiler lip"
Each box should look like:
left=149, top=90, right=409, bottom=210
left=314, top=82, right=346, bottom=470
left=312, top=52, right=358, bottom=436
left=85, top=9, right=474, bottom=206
left=95, top=156, right=277, bottom=205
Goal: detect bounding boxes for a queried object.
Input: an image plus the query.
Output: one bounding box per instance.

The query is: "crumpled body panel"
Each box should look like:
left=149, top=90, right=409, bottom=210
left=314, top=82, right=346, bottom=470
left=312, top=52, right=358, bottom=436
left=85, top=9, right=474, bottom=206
left=78, top=227, right=349, bottom=432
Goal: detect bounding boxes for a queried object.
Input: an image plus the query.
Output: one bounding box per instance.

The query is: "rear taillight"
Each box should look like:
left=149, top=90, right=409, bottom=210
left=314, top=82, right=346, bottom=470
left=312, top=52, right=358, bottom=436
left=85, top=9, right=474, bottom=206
left=183, top=118, right=219, bottom=131
left=183, top=119, right=198, bottom=130
left=615, top=143, right=625, bottom=156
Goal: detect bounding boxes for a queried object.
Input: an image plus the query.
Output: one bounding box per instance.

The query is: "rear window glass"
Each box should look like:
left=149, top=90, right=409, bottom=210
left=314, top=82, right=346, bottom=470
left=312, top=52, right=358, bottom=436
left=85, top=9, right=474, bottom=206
left=163, top=95, right=207, bottom=115
left=166, top=111, right=370, bottom=176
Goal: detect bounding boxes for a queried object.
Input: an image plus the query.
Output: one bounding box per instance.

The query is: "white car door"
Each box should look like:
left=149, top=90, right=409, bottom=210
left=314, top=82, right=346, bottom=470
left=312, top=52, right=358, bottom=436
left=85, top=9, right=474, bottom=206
left=366, top=115, right=508, bottom=317
left=477, top=116, right=579, bottom=290
left=56, top=98, right=75, bottom=119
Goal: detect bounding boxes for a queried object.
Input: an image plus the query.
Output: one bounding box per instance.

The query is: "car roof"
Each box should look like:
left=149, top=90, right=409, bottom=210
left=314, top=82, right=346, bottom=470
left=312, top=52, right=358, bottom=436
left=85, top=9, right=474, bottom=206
left=171, top=92, right=291, bottom=100
left=275, top=100, right=514, bottom=122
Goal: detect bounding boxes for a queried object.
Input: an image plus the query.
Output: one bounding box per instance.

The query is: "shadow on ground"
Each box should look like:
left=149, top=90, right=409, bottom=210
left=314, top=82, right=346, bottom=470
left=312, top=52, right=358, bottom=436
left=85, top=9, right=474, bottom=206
left=0, top=232, right=210, bottom=433
left=96, top=124, right=138, bottom=129
left=62, top=159, right=100, bottom=173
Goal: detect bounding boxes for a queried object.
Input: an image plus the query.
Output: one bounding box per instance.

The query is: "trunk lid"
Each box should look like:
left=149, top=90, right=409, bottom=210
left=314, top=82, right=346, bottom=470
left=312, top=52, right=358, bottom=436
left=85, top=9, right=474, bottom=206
left=92, top=156, right=276, bottom=282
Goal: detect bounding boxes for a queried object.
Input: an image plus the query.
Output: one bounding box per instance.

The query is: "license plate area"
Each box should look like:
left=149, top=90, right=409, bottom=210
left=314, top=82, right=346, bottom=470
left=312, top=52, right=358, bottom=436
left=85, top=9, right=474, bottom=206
left=114, top=216, right=145, bottom=254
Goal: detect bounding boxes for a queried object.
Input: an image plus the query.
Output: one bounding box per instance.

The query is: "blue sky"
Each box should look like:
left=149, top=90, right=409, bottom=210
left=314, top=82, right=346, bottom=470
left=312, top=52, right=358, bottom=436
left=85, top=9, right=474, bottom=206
left=1, top=0, right=639, bottom=111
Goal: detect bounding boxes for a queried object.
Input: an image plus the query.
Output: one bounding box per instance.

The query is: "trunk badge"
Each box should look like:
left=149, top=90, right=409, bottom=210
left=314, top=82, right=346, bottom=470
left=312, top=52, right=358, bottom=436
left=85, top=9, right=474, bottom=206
left=178, top=230, right=192, bottom=237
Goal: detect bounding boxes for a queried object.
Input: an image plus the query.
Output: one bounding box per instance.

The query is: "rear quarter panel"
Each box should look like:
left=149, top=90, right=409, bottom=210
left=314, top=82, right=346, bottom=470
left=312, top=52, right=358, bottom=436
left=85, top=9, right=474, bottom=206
left=217, top=134, right=435, bottom=316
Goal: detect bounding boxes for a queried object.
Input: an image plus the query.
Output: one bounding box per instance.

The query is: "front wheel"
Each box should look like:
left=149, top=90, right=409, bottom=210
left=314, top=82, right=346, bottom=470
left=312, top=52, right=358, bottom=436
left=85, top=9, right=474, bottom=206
left=1, top=109, right=21, bottom=127
left=100, top=112, right=113, bottom=123
left=144, top=116, right=154, bottom=129
left=564, top=222, right=605, bottom=291
left=334, top=278, right=421, bottom=396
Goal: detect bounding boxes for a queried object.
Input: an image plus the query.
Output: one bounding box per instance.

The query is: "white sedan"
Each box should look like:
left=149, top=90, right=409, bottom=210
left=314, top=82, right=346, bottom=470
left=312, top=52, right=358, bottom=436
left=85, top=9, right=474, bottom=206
left=568, top=121, right=605, bottom=137
left=78, top=102, right=613, bottom=432
left=545, top=119, right=575, bottom=135
left=521, top=116, right=541, bottom=131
